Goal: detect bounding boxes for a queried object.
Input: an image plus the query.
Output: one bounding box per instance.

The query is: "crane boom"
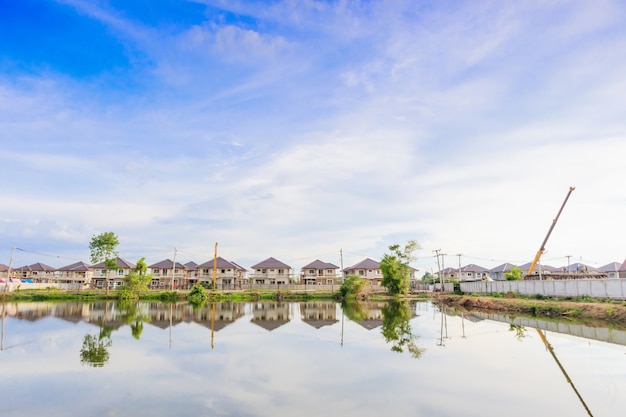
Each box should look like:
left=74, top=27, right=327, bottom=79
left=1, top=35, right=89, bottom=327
left=527, top=186, right=575, bottom=275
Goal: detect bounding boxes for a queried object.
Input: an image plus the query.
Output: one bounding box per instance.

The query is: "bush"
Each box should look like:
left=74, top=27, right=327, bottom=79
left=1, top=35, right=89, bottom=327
left=187, top=284, right=209, bottom=306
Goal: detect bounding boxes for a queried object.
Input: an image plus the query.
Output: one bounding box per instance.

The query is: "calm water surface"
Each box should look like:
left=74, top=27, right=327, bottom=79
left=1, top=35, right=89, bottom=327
left=1, top=300, right=625, bottom=417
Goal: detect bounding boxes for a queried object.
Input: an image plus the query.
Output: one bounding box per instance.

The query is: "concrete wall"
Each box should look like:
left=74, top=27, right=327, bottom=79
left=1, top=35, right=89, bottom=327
left=460, top=279, right=626, bottom=300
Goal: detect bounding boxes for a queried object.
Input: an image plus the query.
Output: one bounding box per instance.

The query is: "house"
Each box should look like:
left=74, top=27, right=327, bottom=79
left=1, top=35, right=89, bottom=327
left=489, top=263, right=517, bottom=281
left=456, top=264, right=490, bottom=282
left=343, top=258, right=383, bottom=286
left=185, top=261, right=198, bottom=285
left=616, top=259, right=626, bottom=279
left=15, top=262, right=56, bottom=283
left=0, top=263, right=9, bottom=280
left=300, top=260, right=340, bottom=285
left=436, top=267, right=457, bottom=282
left=230, top=261, right=248, bottom=284
left=563, top=263, right=599, bottom=274
left=598, top=262, right=622, bottom=279
left=196, top=257, right=245, bottom=289
left=250, top=257, right=292, bottom=284
left=57, top=261, right=93, bottom=288
left=518, top=262, right=558, bottom=274
left=148, top=259, right=188, bottom=289
left=91, top=257, right=136, bottom=290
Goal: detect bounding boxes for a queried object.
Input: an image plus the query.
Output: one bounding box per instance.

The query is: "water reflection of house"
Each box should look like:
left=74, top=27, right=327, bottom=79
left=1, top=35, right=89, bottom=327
left=144, top=302, right=187, bottom=329
left=5, top=302, right=54, bottom=321
left=355, top=302, right=387, bottom=330
left=250, top=302, right=291, bottom=331
left=300, top=302, right=338, bottom=328
left=188, top=302, right=246, bottom=331
left=54, top=302, right=91, bottom=324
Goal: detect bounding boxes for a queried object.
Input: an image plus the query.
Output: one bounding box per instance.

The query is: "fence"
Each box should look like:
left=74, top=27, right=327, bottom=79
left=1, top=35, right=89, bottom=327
left=460, top=279, right=626, bottom=300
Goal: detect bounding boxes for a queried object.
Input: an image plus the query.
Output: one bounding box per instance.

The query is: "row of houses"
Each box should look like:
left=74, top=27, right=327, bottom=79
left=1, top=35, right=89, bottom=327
left=0, top=256, right=415, bottom=290
left=437, top=260, right=626, bottom=282
left=3, top=254, right=625, bottom=290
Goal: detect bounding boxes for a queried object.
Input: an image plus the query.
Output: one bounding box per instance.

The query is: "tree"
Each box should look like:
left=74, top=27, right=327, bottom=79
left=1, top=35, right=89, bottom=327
left=118, top=257, right=152, bottom=300
left=505, top=266, right=524, bottom=281
left=380, top=240, right=421, bottom=295
left=339, top=274, right=368, bottom=299
left=89, top=232, right=120, bottom=294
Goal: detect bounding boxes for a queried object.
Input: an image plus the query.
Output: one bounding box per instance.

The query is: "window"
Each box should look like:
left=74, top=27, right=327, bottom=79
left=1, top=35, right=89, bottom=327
left=221, top=269, right=226, bottom=273
left=96, top=281, right=103, bottom=288
left=101, top=269, right=106, bottom=274
left=154, top=269, right=160, bottom=275
left=309, top=269, right=315, bottom=274
left=118, top=269, right=124, bottom=276
left=358, top=270, right=364, bottom=276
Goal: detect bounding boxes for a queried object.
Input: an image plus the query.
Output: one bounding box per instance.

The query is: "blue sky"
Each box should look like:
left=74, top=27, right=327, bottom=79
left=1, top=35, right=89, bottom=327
left=1, top=0, right=626, bottom=274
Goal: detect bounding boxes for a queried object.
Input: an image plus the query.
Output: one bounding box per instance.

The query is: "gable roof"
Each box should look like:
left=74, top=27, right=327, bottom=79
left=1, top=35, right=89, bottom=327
left=518, top=262, right=558, bottom=272
left=184, top=261, right=198, bottom=271
left=17, top=262, right=56, bottom=272
left=251, top=257, right=291, bottom=269
left=620, top=259, right=626, bottom=272
left=490, top=263, right=517, bottom=273
left=344, top=258, right=379, bottom=271
left=148, top=259, right=187, bottom=269
left=598, top=262, right=621, bottom=272
left=91, top=257, right=136, bottom=270
left=0, top=263, right=9, bottom=272
left=197, top=256, right=238, bottom=269
left=230, top=261, right=247, bottom=272
left=58, top=261, right=91, bottom=272
left=459, top=264, right=489, bottom=273
left=302, top=259, right=339, bottom=270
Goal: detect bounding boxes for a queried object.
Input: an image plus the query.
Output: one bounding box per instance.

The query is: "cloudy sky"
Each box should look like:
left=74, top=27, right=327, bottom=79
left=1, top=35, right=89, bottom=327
left=1, top=0, right=625, bottom=275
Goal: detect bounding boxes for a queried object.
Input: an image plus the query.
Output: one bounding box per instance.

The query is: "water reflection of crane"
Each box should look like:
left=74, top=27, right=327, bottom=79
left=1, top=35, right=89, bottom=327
left=536, top=328, right=594, bottom=417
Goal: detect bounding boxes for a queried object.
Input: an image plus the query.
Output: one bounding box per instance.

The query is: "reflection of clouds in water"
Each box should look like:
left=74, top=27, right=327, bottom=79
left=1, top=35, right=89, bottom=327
left=0, top=301, right=625, bottom=416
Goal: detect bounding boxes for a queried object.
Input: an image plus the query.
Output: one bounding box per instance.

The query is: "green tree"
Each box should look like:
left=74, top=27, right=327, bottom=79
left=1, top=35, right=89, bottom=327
left=339, top=274, right=368, bottom=299
left=505, top=266, right=524, bottom=281
left=380, top=240, right=421, bottom=295
left=89, top=232, right=120, bottom=294
left=187, top=283, right=209, bottom=307
left=118, top=258, right=153, bottom=300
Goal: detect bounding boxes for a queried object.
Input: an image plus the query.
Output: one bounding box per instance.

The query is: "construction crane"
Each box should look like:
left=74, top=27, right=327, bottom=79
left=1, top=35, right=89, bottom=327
left=527, top=186, right=575, bottom=275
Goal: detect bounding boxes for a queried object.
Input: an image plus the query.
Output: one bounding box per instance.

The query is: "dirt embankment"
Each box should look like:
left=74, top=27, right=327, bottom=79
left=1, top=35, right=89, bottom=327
left=436, top=294, right=626, bottom=324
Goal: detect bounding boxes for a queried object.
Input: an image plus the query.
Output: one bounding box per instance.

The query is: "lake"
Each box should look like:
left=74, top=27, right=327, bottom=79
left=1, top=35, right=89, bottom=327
left=1, top=299, right=625, bottom=417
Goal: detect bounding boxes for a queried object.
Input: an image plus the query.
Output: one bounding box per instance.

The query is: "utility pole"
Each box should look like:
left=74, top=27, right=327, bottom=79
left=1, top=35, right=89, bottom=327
left=566, top=255, right=572, bottom=273
left=212, top=242, right=218, bottom=289
left=433, top=249, right=442, bottom=288
left=5, top=247, right=15, bottom=293
left=340, top=248, right=344, bottom=283
left=457, top=253, right=462, bottom=281
left=171, top=248, right=177, bottom=291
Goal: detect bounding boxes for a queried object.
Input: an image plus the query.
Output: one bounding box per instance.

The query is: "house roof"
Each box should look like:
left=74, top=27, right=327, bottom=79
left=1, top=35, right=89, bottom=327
left=184, top=261, right=198, bottom=271
left=148, top=259, right=187, bottom=269
left=518, top=262, right=558, bottom=272
left=58, top=261, right=92, bottom=272
left=344, top=258, right=379, bottom=271
left=302, top=259, right=339, bottom=270
left=251, top=257, right=291, bottom=269
left=459, top=264, right=489, bottom=273
left=562, top=263, right=598, bottom=272
left=91, top=257, right=136, bottom=269
left=598, top=262, right=621, bottom=272
left=439, top=267, right=456, bottom=273
left=620, top=259, right=626, bottom=272
left=490, top=263, right=517, bottom=273
left=230, top=261, right=247, bottom=271
left=197, top=256, right=238, bottom=269
left=0, top=263, right=9, bottom=272
left=16, top=262, right=56, bottom=272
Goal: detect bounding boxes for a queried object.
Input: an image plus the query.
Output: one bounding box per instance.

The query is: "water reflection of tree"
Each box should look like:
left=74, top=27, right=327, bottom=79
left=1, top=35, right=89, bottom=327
left=341, top=299, right=368, bottom=322
left=381, top=300, right=424, bottom=359
left=118, top=301, right=151, bottom=340
left=509, top=324, right=528, bottom=341
left=80, top=321, right=114, bottom=367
